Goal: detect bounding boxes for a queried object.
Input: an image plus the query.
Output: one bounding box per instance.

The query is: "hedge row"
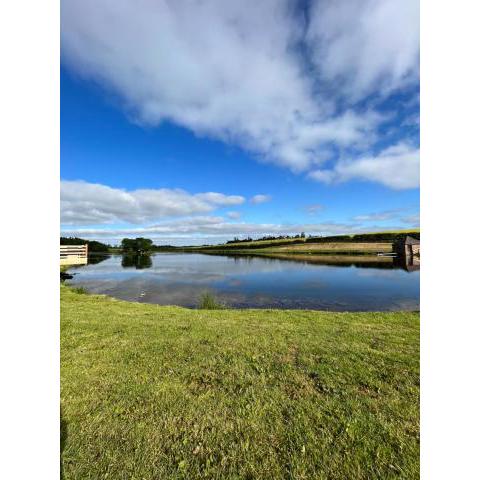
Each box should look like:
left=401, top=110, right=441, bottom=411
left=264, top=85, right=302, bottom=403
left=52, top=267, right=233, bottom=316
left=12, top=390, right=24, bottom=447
left=200, top=239, right=307, bottom=250
left=60, top=237, right=110, bottom=253
left=306, top=232, right=420, bottom=244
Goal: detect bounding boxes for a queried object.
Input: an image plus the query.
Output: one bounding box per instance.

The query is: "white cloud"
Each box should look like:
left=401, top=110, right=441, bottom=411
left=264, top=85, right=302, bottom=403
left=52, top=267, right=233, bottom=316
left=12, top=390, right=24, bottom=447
left=62, top=217, right=401, bottom=243
left=309, top=143, right=420, bottom=190
left=307, top=170, right=335, bottom=184
left=307, top=0, right=419, bottom=99
left=61, top=180, right=245, bottom=225
left=226, top=211, right=242, bottom=220
left=61, top=0, right=419, bottom=186
left=194, top=192, right=244, bottom=206
left=250, top=194, right=272, bottom=205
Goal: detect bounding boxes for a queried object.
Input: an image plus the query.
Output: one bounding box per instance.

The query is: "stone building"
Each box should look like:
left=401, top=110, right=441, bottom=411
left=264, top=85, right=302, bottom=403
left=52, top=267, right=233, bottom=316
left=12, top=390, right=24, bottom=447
left=404, top=235, right=420, bottom=256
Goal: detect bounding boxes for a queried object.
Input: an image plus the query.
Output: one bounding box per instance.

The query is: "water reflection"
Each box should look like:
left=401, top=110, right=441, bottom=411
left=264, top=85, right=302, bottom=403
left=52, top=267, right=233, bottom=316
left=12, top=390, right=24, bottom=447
left=207, top=252, right=419, bottom=272
left=87, top=253, right=111, bottom=265
left=66, top=252, right=419, bottom=311
left=121, top=254, right=153, bottom=269
left=403, top=254, right=420, bottom=272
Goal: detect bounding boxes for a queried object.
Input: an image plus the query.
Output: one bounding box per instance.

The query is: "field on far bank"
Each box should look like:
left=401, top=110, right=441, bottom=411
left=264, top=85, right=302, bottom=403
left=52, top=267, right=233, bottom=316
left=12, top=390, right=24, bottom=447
left=213, top=242, right=394, bottom=255
left=262, top=241, right=392, bottom=253
left=61, top=286, right=419, bottom=479
left=155, top=229, right=420, bottom=255
left=194, top=229, right=419, bottom=250
left=171, top=241, right=393, bottom=255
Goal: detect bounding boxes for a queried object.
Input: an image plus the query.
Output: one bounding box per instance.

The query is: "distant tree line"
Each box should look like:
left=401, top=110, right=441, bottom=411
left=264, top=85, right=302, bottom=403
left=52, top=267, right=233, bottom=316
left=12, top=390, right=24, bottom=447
left=226, top=233, right=306, bottom=244
left=305, top=232, right=420, bottom=243
left=223, top=232, right=420, bottom=245
left=153, top=244, right=180, bottom=251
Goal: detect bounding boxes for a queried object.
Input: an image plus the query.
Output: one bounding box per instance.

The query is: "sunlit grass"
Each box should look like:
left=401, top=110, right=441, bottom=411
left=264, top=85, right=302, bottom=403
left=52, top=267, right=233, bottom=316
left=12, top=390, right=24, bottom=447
left=61, top=285, right=419, bottom=479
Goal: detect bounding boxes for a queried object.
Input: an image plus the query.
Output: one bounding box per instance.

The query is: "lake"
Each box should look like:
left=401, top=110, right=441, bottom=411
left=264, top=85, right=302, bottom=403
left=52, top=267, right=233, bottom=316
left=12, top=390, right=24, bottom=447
left=65, top=252, right=419, bottom=311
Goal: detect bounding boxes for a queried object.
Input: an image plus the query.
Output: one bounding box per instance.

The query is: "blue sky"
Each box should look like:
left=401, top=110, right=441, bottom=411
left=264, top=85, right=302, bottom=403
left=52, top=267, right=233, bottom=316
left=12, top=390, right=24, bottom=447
left=60, top=0, right=419, bottom=245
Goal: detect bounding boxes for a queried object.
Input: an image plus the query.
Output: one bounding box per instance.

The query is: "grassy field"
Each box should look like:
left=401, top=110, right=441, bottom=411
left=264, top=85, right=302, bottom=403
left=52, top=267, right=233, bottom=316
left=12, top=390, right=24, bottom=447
left=262, top=242, right=392, bottom=253
left=211, top=242, right=394, bottom=255
left=191, top=230, right=419, bottom=251
left=61, top=286, right=419, bottom=479
left=176, top=242, right=393, bottom=256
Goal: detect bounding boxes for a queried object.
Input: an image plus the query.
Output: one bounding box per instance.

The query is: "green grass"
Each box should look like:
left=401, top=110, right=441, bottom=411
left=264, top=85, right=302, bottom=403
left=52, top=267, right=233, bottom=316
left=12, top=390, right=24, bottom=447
left=199, top=242, right=393, bottom=256
left=261, top=242, right=392, bottom=253
left=61, top=286, right=419, bottom=479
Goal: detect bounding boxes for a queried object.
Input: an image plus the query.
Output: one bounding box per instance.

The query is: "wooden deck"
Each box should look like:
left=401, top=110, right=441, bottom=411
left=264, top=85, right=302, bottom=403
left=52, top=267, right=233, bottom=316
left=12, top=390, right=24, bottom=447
left=60, top=245, right=88, bottom=266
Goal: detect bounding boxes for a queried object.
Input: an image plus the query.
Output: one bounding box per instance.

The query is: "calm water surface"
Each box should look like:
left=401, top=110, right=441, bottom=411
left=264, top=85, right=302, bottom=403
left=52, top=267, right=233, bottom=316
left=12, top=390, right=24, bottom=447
left=66, top=253, right=419, bottom=311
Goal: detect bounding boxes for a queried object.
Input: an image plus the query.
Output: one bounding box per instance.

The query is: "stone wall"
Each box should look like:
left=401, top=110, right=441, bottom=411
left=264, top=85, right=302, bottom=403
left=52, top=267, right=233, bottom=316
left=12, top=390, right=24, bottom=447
left=405, top=244, right=420, bottom=256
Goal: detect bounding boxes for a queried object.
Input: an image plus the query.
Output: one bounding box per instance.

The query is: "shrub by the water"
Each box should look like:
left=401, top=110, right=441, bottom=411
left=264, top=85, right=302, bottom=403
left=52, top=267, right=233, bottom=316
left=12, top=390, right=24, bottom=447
left=70, top=286, right=88, bottom=295
left=198, top=292, right=225, bottom=310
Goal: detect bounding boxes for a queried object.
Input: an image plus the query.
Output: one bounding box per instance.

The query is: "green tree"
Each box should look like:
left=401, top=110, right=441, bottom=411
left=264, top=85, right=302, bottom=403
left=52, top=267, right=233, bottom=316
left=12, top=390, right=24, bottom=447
left=121, top=238, right=153, bottom=254
left=135, top=237, right=153, bottom=253
left=121, top=238, right=136, bottom=252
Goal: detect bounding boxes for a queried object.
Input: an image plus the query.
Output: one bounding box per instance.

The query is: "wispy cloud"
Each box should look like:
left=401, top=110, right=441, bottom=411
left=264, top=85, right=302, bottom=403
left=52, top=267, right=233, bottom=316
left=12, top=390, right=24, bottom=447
left=351, top=208, right=419, bottom=227
left=401, top=213, right=420, bottom=227
left=352, top=209, right=401, bottom=222
left=250, top=194, right=272, bottom=205
left=304, top=204, right=324, bottom=215
left=61, top=0, right=419, bottom=188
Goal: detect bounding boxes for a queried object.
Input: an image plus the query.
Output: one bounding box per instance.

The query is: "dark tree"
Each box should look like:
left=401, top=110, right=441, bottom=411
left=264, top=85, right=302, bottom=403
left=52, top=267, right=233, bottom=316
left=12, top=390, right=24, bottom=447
left=121, top=237, right=153, bottom=254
